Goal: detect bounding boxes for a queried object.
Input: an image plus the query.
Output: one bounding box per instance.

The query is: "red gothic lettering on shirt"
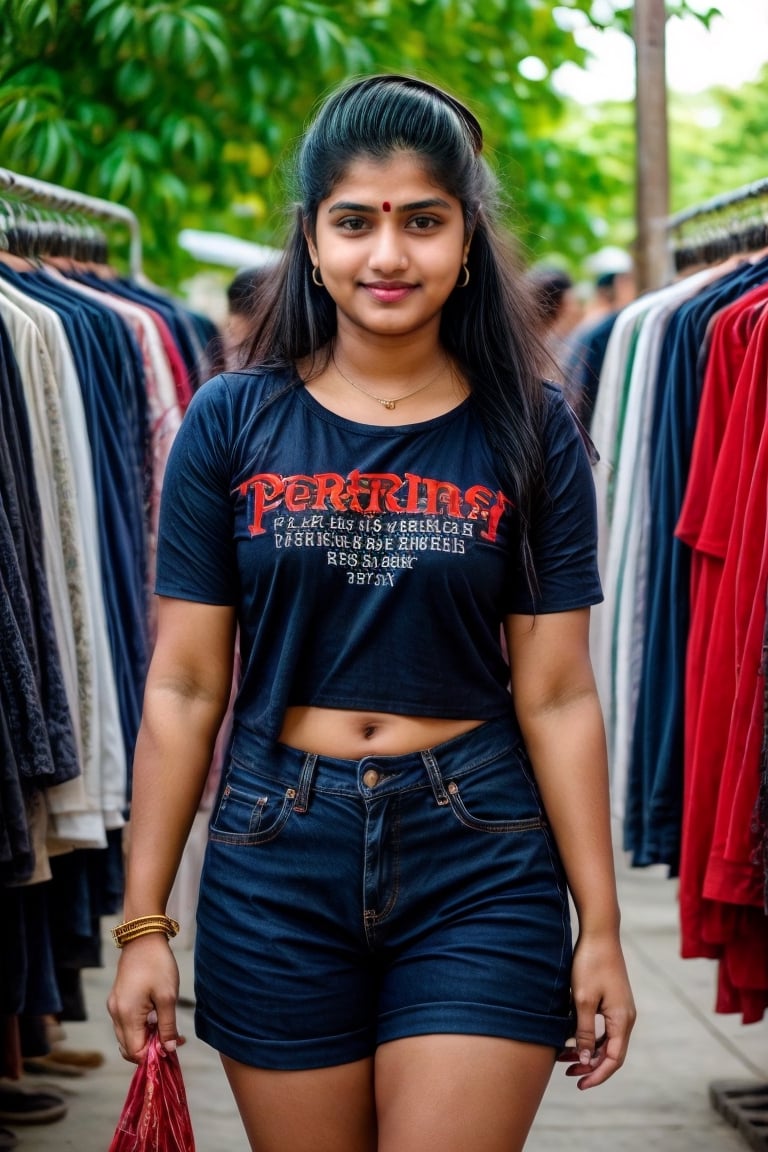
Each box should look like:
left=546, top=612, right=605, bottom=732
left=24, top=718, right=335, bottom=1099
left=346, top=472, right=403, bottom=513
left=464, top=484, right=513, bottom=541
left=406, top=474, right=462, bottom=516
left=236, top=471, right=514, bottom=540
left=236, top=472, right=284, bottom=534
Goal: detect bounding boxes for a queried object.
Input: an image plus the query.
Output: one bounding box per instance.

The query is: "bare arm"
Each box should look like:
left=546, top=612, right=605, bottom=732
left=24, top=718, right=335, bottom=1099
left=108, top=596, right=237, bottom=1060
left=505, top=607, right=635, bottom=1088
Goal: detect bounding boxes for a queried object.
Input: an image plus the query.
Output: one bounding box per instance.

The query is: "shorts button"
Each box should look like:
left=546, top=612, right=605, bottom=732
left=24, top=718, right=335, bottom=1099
left=362, top=768, right=380, bottom=788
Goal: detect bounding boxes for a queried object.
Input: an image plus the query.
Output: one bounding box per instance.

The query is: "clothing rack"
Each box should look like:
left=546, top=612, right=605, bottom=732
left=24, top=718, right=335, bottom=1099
left=0, top=167, right=143, bottom=278
left=667, top=177, right=768, bottom=272
left=666, top=176, right=768, bottom=1145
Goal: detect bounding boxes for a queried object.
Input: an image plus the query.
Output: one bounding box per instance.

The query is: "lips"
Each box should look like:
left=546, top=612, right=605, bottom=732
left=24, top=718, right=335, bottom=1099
left=363, top=281, right=416, bottom=303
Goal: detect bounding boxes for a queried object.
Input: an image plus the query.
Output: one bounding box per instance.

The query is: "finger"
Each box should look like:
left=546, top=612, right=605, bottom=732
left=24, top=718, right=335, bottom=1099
left=124, top=1015, right=156, bottom=1061
left=115, top=1034, right=143, bottom=1065
left=110, top=1017, right=151, bottom=1063
left=572, top=1009, right=597, bottom=1069
left=112, top=1002, right=159, bottom=1062
left=565, top=1049, right=616, bottom=1089
left=117, top=1012, right=175, bottom=1060
left=107, top=989, right=156, bottom=1062
left=566, top=1025, right=629, bottom=1089
left=554, top=1036, right=603, bottom=1059
left=153, top=992, right=181, bottom=1054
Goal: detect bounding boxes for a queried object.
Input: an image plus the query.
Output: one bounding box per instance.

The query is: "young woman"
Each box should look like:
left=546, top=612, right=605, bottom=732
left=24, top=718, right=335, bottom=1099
left=108, top=74, right=635, bottom=1152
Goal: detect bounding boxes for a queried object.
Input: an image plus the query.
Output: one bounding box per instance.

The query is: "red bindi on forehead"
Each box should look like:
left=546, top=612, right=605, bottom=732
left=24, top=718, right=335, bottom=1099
left=382, top=201, right=391, bottom=212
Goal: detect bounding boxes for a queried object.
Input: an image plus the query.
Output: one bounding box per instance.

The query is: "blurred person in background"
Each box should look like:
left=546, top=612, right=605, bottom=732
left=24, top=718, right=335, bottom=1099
left=223, top=265, right=273, bottom=369
left=565, top=248, right=636, bottom=427
left=524, top=264, right=583, bottom=402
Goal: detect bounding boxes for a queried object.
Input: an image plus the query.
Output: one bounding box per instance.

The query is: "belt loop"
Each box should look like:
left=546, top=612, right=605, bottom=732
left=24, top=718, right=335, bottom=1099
left=421, top=748, right=450, bottom=806
left=293, top=752, right=318, bottom=814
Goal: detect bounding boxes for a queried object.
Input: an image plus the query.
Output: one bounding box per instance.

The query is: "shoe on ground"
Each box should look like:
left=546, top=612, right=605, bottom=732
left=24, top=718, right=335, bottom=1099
left=0, top=1085, right=68, bottom=1125
left=22, top=1056, right=85, bottom=1079
left=49, top=1046, right=105, bottom=1069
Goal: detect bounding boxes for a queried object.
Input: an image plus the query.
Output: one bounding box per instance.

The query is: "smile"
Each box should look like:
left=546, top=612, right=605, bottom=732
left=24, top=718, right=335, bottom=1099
left=363, top=283, right=416, bottom=303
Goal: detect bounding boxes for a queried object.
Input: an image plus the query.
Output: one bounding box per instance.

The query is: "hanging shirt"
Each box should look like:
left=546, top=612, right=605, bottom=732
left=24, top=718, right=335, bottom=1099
left=628, top=256, right=768, bottom=873
left=676, top=290, right=768, bottom=959
left=0, top=275, right=128, bottom=847
left=0, top=314, right=79, bottom=789
left=0, top=265, right=150, bottom=768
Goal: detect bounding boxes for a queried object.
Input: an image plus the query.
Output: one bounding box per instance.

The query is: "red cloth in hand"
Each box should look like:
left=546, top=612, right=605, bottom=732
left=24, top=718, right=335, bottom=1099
left=109, top=1032, right=195, bottom=1151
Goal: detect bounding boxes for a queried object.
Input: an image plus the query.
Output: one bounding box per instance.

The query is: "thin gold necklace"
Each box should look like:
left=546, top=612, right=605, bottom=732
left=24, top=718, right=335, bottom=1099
left=331, top=348, right=447, bottom=410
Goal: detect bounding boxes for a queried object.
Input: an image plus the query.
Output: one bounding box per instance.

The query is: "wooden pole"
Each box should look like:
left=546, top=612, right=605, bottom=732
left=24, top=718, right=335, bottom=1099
left=633, top=0, right=671, bottom=291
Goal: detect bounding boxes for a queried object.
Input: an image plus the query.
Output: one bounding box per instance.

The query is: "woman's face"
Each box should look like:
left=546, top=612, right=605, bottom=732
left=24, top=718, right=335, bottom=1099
left=305, top=151, right=468, bottom=341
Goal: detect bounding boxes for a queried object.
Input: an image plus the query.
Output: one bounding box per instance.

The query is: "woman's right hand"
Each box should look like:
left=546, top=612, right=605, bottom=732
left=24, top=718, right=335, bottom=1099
left=107, top=933, right=183, bottom=1063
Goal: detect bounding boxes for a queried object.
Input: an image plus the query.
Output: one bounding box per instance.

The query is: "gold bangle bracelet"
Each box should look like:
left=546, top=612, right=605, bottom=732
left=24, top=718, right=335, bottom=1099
left=114, top=926, right=172, bottom=947
left=111, top=914, right=180, bottom=949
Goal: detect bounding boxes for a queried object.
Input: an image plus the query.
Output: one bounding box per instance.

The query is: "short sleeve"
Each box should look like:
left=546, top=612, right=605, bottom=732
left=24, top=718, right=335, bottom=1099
left=505, top=388, right=603, bottom=615
left=155, top=376, right=237, bottom=605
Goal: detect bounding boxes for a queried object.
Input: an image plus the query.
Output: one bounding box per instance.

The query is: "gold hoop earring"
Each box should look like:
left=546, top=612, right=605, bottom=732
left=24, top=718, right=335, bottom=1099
left=312, top=266, right=324, bottom=288
left=457, top=263, right=470, bottom=288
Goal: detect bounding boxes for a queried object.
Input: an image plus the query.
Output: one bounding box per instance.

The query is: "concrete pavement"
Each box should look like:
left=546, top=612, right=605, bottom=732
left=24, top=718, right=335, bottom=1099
left=6, top=849, right=768, bottom=1151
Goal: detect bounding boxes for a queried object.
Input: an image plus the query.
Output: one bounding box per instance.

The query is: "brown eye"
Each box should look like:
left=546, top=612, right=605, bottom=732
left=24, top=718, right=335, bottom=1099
left=407, top=215, right=440, bottom=230
left=337, top=216, right=370, bottom=231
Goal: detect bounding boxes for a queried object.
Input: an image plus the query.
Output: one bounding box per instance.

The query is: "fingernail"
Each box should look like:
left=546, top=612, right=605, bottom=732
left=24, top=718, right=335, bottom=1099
left=579, top=1049, right=591, bottom=1064
left=164, top=1039, right=177, bottom=1053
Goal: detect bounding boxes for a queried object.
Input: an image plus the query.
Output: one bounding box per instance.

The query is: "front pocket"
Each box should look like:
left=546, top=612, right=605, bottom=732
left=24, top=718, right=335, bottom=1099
left=209, top=772, right=297, bottom=845
left=444, top=779, right=544, bottom=834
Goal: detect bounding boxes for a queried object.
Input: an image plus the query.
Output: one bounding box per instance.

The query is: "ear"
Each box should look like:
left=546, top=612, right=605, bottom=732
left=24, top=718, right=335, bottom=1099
left=303, top=222, right=319, bottom=268
left=463, top=218, right=477, bottom=262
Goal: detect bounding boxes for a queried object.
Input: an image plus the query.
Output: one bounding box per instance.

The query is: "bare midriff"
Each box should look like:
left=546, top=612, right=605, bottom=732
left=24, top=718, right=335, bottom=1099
left=278, top=706, right=485, bottom=759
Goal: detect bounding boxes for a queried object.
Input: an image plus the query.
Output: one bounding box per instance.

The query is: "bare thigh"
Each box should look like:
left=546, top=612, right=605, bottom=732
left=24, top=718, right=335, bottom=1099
left=221, top=1054, right=377, bottom=1152
left=375, top=1034, right=556, bottom=1152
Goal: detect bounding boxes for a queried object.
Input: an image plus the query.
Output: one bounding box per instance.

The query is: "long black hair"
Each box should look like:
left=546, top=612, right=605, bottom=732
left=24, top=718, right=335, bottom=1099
left=244, top=73, right=547, bottom=584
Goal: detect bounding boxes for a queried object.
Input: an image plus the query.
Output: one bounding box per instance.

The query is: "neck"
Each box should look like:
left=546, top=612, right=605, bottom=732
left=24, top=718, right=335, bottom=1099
left=331, top=333, right=445, bottom=390
left=331, top=344, right=450, bottom=410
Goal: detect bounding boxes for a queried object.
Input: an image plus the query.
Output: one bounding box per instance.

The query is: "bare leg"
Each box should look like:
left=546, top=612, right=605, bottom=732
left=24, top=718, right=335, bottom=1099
left=221, top=1054, right=377, bottom=1152
left=375, top=1034, right=556, bottom=1152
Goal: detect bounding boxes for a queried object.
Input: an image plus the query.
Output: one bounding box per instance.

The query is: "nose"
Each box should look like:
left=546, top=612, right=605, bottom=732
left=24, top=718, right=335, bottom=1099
left=368, top=223, right=407, bottom=273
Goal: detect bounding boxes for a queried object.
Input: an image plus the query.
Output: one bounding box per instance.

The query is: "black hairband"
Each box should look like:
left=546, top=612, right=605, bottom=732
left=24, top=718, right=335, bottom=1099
left=349, top=74, right=484, bottom=156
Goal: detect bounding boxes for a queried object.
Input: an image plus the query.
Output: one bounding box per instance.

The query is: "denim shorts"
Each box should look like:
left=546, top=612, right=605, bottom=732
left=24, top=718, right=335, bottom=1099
left=194, top=715, right=574, bottom=1070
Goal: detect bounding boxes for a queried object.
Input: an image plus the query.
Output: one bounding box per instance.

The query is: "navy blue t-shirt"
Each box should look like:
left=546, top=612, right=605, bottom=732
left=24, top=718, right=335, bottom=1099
left=155, top=369, right=602, bottom=738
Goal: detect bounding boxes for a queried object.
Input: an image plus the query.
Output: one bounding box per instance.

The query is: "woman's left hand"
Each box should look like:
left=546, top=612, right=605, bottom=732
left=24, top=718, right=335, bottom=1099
left=557, top=932, right=636, bottom=1090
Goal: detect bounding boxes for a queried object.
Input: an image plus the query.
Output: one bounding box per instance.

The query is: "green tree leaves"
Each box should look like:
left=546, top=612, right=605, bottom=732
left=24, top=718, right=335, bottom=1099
left=0, top=0, right=734, bottom=284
